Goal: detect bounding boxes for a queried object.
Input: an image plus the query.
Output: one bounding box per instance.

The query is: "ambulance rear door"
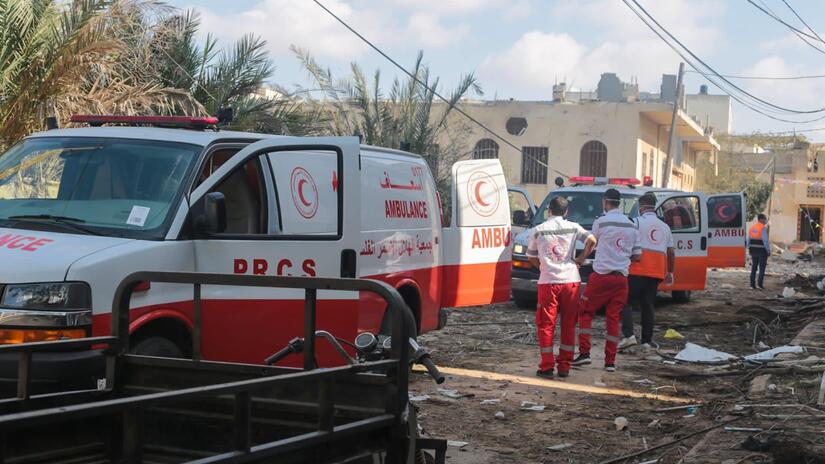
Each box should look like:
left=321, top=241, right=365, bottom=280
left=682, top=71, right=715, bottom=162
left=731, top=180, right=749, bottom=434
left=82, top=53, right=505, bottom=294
left=706, top=192, right=747, bottom=268
left=441, top=159, right=512, bottom=307
left=656, top=193, right=709, bottom=292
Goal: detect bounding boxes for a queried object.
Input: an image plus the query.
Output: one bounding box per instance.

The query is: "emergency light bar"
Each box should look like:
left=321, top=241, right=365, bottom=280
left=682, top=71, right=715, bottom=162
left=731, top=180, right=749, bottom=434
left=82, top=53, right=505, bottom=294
left=568, top=176, right=641, bottom=186
left=70, top=115, right=220, bottom=129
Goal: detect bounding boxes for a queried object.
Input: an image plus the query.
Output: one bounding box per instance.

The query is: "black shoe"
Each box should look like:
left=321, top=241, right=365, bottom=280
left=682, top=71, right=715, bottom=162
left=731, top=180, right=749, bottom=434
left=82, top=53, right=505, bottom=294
left=557, top=371, right=569, bottom=379
left=757, top=285, right=765, bottom=290
left=604, top=364, right=616, bottom=372
left=750, top=285, right=757, bottom=290
left=571, top=354, right=591, bottom=366
left=536, top=369, right=554, bottom=379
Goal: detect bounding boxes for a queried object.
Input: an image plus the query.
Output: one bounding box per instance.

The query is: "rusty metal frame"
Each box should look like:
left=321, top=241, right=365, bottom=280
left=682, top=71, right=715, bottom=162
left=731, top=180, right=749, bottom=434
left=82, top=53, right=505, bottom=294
left=0, top=272, right=417, bottom=463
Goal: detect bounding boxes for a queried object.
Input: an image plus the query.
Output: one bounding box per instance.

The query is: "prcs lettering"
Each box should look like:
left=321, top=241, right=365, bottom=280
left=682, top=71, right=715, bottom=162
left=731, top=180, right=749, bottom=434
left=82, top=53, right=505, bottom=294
left=471, top=227, right=511, bottom=249
left=233, top=258, right=317, bottom=277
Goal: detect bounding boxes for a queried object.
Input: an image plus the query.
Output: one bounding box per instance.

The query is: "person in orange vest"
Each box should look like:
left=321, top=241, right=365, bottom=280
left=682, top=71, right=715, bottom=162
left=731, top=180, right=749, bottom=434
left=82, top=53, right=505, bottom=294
left=527, top=196, right=597, bottom=379
left=749, top=214, right=770, bottom=290
left=619, top=193, right=675, bottom=351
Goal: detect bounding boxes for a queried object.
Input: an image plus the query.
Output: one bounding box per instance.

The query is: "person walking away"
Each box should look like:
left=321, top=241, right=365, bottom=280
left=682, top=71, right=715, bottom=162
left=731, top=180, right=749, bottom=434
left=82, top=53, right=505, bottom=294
left=575, top=189, right=641, bottom=372
left=748, top=214, right=770, bottom=290
left=619, top=193, right=675, bottom=351
left=527, top=196, right=597, bottom=379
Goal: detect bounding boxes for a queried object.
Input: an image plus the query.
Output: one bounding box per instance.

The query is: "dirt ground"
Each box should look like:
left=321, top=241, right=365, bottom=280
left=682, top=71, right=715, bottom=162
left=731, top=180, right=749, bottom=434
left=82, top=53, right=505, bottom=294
left=412, top=264, right=825, bottom=464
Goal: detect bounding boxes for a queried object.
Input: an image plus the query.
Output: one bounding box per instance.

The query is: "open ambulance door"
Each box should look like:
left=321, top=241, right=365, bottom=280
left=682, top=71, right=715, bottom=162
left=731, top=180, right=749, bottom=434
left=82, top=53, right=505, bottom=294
left=706, top=193, right=747, bottom=268
left=656, top=193, right=709, bottom=294
left=441, top=159, right=512, bottom=307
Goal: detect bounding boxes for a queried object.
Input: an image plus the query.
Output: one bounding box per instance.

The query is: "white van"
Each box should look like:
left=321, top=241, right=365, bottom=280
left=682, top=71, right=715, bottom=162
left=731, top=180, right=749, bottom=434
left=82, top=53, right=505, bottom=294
left=0, top=115, right=511, bottom=382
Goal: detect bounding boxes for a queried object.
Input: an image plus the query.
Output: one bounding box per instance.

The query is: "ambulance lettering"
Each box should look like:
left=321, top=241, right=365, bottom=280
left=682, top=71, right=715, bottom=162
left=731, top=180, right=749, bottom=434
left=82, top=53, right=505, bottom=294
left=713, top=229, right=745, bottom=237
left=384, top=200, right=429, bottom=219
left=233, top=258, right=317, bottom=277
left=676, top=240, right=694, bottom=250
left=471, top=227, right=511, bottom=249
left=0, top=234, right=54, bottom=252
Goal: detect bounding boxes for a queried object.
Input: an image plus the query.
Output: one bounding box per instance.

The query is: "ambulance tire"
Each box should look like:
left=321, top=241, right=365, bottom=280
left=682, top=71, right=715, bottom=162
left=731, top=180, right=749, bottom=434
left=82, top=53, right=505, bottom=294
left=671, top=291, right=692, bottom=304
left=130, top=336, right=185, bottom=358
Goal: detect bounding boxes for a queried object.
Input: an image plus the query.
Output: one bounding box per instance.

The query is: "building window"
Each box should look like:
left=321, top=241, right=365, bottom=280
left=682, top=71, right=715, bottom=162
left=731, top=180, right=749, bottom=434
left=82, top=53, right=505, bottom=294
left=472, top=139, right=499, bottom=159
left=521, top=146, right=548, bottom=184
left=808, top=177, right=825, bottom=199
left=642, top=152, right=648, bottom=177
left=579, top=140, right=607, bottom=177
left=649, top=152, right=655, bottom=181
left=506, top=117, right=528, bottom=136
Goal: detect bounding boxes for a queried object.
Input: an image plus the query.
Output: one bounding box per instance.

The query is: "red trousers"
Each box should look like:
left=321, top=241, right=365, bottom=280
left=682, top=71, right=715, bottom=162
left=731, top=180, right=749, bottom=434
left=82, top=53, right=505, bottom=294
left=536, top=282, right=580, bottom=373
left=578, top=272, right=628, bottom=365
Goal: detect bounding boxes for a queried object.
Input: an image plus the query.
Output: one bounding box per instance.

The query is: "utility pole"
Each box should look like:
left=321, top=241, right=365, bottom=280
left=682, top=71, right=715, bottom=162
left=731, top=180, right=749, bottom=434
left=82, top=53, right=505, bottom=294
left=664, top=62, right=685, bottom=188
left=767, top=152, right=777, bottom=217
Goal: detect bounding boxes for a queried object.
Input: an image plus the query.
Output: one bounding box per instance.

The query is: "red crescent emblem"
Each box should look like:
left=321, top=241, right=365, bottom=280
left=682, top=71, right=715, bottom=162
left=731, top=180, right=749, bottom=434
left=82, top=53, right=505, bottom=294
left=716, top=204, right=734, bottom=222
left=475, top=181, right=490, bottom=207
left=614, top=237, right=625, bottom=249
left=298, top=179, right=312, bottom=207
left=649, top=228, right=659, bottom=243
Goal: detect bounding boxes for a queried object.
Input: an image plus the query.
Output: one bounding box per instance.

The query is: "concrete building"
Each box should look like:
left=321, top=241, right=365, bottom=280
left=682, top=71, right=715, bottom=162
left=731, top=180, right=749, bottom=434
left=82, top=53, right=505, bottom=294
left=444, top=73, right=720, bottom=203
left=722, top=141, right=825, bottom=245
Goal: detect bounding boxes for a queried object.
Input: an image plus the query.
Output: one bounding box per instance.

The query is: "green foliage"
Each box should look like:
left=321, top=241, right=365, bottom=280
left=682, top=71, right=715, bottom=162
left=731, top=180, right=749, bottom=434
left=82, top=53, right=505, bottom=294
left=292, top=46, right=482, bottom=216
left=152, top=12, right=323, bottom=135
left=696, top=153, right=770, bottom=221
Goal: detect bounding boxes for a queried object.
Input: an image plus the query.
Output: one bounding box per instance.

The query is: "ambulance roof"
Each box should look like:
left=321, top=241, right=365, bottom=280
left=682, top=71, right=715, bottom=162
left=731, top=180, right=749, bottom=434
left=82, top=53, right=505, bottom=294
left=553, top=184, right=682, bottom=197
left=24, top=127, right=425, bottom=161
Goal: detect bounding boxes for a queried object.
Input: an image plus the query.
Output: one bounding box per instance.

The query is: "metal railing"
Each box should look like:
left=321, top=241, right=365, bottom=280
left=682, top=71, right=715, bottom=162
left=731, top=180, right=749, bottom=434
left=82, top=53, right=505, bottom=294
left=0, top=272, right=417, bottom=463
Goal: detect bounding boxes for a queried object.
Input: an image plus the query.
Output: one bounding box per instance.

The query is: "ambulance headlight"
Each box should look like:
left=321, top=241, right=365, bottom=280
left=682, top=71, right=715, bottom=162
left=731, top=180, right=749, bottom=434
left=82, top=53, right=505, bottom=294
left=1, top=282, right=90, bottom=310
left=513, top=244, right=526, bottom=255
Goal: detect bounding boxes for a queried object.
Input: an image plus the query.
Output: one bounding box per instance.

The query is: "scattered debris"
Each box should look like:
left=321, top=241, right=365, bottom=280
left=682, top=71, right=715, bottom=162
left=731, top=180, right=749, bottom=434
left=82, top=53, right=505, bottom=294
left=593, top=380, right=607, bottom=387
left=494, top=411, right=506, bottom=420
left=724, top=426, right=763, bottom=432
left=634, top=378, right=656, bottom=386
left=744, top=345, right=804, bottom=362
left=479, top=399, right=501, bottom=405
left=447, top=440, right=469, bottom=448
left=664, top=328, right=685, bottom=340
left=520, top=401, right=546, bottom=411
left=675, top=342, right=736, bottom=363
left=409, top=394, right=430, bottom=402
left=647, top=419, right=660, bottom=428
left=437, top=388, right=473, bottom=399
left=614, top=416, right=629, bottom=431
left=546, top=443, right=574, bottom=451
left=782, top=287, right=796, bottom=298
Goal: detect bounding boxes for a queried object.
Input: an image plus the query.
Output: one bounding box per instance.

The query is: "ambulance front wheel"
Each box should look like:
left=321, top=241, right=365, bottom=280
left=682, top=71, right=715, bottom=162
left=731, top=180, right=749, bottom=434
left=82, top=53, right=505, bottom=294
left=130, top=336, right=185, bottom=358
left=671, top=291, right=692, bottom=303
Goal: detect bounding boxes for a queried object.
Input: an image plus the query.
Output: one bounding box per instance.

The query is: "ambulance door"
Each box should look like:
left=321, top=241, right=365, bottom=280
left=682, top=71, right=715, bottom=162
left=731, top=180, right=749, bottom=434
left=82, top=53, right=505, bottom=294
left=441, top=159, right=512, bottom=307
left=508, top=186, right=537, bottom=238
left=188, top=137, right=361, bottom=364
left=706, top=193, right=747, bottom=268
left=656, top=193, right=709, bottom=292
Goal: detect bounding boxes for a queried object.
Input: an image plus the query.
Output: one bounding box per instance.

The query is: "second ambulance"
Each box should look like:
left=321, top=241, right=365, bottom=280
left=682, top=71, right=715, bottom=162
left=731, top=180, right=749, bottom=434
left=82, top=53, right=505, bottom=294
left=510, top=176, right=746, bottom=308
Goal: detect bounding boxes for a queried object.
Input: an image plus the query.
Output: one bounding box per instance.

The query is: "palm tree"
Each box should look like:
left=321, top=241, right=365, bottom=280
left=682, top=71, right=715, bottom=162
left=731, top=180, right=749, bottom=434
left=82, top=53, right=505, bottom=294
left=152, top=11, right=323, bottom=135
left=0, top=0, right=201, bottom=147
left=293, top=46, right=482, bottom=193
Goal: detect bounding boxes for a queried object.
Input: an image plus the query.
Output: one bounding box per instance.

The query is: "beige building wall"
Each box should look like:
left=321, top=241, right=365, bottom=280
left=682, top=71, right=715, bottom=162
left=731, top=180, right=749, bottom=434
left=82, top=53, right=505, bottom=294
left=442, top=100, right=716, bottom=204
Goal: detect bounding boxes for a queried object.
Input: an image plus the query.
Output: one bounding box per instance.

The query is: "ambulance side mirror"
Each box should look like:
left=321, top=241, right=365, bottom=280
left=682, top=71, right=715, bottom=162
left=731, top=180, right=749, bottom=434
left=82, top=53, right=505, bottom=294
left=194, top=192, right=227, bottom=236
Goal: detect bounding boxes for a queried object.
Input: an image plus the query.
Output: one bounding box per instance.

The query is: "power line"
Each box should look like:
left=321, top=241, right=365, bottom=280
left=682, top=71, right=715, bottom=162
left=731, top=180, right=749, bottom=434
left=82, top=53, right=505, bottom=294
left=622, top=0, right=825, bottom=125
left=311, top=0, right=570, bottom=178
left=685, top=70, right=825, bottom=80
left=746, top=0, right=825, bottom=55
left=780, top=0, right=825, bottom=45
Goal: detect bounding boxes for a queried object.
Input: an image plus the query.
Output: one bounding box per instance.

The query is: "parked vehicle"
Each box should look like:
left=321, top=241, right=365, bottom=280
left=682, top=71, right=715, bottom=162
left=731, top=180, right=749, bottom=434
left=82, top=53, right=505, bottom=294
left=0, top=115, right=511, bottom=386
left=511, top=176, right=746, bottom=308
left=507, top=185, right=537, bottom=238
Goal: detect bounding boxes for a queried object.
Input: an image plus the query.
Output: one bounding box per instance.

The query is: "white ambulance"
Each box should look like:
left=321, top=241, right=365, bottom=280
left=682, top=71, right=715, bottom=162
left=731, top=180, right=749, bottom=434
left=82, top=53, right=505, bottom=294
left=0, top=115, right=511, bottom=381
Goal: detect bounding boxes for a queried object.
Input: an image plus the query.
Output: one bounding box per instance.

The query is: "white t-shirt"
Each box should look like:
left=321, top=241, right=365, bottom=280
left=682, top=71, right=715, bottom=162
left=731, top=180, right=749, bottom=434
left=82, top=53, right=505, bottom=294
left=526, top=216, right=592, bottom=284
left=591, top=209, right=642, bottom=276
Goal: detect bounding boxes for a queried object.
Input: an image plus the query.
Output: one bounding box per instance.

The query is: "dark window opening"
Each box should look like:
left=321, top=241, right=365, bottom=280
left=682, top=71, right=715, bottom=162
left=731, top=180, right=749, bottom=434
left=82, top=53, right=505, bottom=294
left=506, top=117, right=528, bottom=136
left=472, top=138, right=499, bottom=159
left=521, top=146, right=548, bottom=185
left=579, top=140, right=607, bottom=177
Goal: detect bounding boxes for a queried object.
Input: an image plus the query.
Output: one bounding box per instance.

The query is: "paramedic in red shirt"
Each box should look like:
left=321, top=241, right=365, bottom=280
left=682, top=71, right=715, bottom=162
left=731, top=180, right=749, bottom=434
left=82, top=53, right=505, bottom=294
left=619, top=193, right=675, bottom=351
left=575, top=188, right=641, bottom=372
left=527, top=196, right=597, bottom=379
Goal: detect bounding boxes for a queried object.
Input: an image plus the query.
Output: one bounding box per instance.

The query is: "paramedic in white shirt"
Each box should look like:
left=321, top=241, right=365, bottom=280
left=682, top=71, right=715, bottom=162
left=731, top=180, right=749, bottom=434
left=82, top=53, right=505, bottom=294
left=527, top=196, right=596, bottom=379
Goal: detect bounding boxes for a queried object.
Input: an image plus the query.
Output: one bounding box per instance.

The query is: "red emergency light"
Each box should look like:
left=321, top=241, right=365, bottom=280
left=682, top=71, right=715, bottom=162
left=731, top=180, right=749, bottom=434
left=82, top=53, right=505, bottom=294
left=568, top=176, right=641, bottom=186
left=608, top=177, right=641, bottom=186
left=643, top=176, right=654, bottom=187
left=70, top=114, right=220, bottom=129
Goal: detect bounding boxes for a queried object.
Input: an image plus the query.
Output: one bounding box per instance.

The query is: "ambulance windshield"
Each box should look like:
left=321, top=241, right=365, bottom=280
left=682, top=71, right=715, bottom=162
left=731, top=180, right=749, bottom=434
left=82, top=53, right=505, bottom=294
left=531, top=191, right=640, bottom=229
left=0, top=137, right=201, bottom=239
